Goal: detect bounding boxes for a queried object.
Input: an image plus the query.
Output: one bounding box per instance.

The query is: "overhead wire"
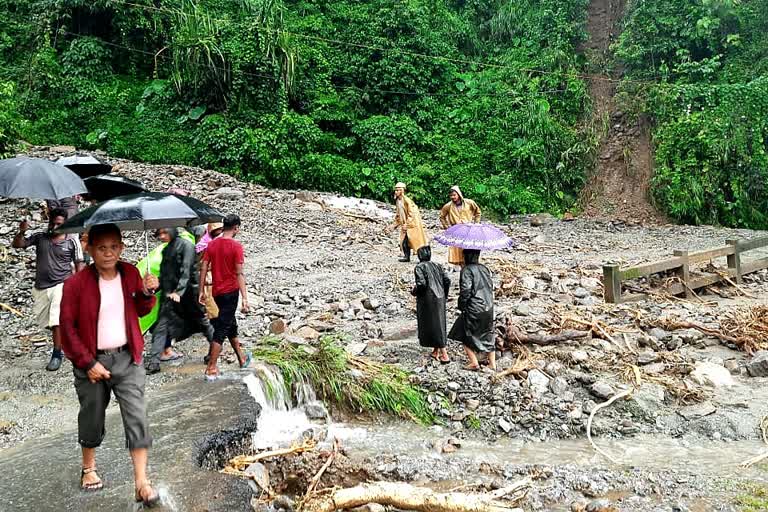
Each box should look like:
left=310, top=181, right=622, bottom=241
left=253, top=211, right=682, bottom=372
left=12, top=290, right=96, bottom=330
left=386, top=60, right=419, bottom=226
left=56, top=28, right=581, bottom=99
left=104, top=0, right=661, bottom=86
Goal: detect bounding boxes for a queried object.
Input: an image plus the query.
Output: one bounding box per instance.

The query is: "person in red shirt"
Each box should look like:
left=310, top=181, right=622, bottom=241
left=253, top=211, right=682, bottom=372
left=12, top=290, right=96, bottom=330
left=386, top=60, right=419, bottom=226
left=60, top=223, right=162, bottom=507
left=199, top=214, right=250, bottom=379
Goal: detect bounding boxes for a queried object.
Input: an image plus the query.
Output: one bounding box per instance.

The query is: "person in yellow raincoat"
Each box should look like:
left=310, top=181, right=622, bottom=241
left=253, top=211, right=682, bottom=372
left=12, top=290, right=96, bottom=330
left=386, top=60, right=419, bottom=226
left=389, top=182, right=427, bottom=262
left=439, top=185, right=481, bottom=266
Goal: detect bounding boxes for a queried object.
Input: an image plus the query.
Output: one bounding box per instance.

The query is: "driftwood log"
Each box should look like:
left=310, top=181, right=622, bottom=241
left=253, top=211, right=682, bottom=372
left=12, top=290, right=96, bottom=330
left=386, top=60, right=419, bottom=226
left=302, top=480, right=529, bottom=512
left=496, top=317, right=590, bottom=349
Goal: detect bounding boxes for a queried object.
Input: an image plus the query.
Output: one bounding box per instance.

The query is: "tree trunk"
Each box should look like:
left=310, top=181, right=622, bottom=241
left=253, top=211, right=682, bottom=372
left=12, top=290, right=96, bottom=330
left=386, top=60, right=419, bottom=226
left=302, top=481, right=528, bottom=512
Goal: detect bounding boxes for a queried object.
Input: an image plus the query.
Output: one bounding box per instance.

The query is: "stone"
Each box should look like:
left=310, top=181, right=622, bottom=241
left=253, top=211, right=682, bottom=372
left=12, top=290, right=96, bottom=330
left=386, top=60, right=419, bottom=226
left=530, top=213, right=556, bottom=227
left=567, top=404, right=583, bottom=421
left=586, top=498, right=618, bottom=512
left=244, top=462, right=270, bottom=494
left=570, top=499, right=588, bottom=512
left=520, top=276, right=538, bottom=291
left=746, top=351, right=768, bottom=377
left=724, top=359, right=740, bottom=373
left=296, top=326, right=320, bottom=340
left=577, top=296, right=598, bottom=307
left=465, top=399, right=480, bottom=411
left=649, top=327, right=671, bottom=341
left=637, top=350, right=659, bottom=365
left=643, top=362, right=666, bottom=375
left=571, top=350, right=589, bottom=363
left=573, top=287, right=590, bottom=298
left=447, top=382, right=461, bottom=392
left=363, top=298, right=381, bottom=311
left=691, top=361, right=734, bottom=387
left=590, top=381, right=615, bottom=400
left=545, top=361, right=565, bottom=376
left=678, top=401, right=717, bottom=420
left=515, top=303, right=531, bottom=316
left=214, top=186, right=245, bottom=200
left=304, top=401, right=329, bottom=421
left=553, top=293, right=574, bottom=304
left=345, top=342, right=367, bottom=356
left=629, top=383, right=665, bottom=419
left=527, top=369, right=550, bottom=395
left=549, top=376, right=569, bottom=395
left=498, top=418, right=513, bottom=433
left=269, top=319, right=287, bottom=335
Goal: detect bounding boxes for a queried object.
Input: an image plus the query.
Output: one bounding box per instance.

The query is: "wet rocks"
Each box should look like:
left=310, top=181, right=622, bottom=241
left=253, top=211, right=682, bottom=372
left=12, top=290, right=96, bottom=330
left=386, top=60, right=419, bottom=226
left=690, top=361, right=734, bottom=388
left=746, top=351, right=768, bottom=377
left=678, top=402, right=717, bottom=420
left=590, top=381, right=615, bottom=400
left=527, top=370, right=550, bottom=395
left=636, top=350, right=659, bottom=365
left=304, top=401, right=329, bottom=422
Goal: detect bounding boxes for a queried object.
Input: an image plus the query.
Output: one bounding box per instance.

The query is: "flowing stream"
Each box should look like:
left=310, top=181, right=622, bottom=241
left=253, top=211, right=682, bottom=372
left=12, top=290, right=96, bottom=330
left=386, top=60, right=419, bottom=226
left=2, top=368, right=768, bottom=511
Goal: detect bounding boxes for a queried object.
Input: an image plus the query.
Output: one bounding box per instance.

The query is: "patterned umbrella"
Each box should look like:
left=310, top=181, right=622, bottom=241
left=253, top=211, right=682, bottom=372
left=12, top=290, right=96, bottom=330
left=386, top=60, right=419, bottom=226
left=433, top=223, right=516, bottom=251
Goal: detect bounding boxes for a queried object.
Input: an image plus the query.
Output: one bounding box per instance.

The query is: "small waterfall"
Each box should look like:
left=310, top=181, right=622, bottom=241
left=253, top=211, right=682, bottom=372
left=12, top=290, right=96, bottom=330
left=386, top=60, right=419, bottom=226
left=244, top=363, right=367, bottom=450
left=243, top=364, right=323, bottom=450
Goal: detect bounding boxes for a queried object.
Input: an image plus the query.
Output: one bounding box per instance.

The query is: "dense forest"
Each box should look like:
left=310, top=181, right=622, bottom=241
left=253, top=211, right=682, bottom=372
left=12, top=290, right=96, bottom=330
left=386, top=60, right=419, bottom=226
left=0, top=0, right=767, bottom=226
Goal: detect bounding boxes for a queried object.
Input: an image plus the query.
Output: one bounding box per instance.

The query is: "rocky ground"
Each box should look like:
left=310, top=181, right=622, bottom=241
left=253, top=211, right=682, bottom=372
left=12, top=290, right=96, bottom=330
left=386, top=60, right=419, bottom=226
left=3, top=146, right=768, bottom=510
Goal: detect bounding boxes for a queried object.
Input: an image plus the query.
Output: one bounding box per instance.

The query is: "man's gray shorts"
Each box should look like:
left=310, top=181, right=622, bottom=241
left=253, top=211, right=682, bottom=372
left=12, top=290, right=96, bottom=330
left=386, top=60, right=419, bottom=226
left=73, top=349, right=152, bottom=449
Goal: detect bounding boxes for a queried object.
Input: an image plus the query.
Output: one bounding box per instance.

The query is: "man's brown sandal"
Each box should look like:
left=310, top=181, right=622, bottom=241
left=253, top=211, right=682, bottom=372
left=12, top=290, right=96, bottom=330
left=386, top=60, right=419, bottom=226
left=135, top=481, right=160, bottom=507
left=80, top=467, right=103, bottom=491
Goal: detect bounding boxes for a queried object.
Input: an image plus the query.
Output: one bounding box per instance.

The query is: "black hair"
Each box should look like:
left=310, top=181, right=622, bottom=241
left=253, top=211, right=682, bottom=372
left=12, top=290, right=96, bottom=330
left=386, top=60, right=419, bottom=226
left=463, top=249, right=481, bottom=265
left=223, top=214, right=241, bottom=229
left=88, top=223, right=122, bottom=243
left=49, top=208, right=68, bottom=221
left=417, top=246, right=432, bottom=262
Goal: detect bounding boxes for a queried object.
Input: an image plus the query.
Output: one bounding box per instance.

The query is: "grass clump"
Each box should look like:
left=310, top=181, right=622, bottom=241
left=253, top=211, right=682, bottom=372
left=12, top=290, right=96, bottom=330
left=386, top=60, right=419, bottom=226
left=251, top=336, right=434, bottom=425
left=736, top=483, right=768, bottom=511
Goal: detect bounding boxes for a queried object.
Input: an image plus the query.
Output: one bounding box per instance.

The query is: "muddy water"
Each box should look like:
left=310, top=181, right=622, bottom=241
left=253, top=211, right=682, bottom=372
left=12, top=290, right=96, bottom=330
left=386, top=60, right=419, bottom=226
left=4, top=369, right=768, bottom=512
left=0, top=376, right=255, bottom=512
left=349, top=418, right=768, bottom=479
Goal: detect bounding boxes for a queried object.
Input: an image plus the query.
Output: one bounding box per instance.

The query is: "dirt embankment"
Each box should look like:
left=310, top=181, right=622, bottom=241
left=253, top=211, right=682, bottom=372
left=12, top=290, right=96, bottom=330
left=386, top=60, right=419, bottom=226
left=579, top=0, right=662, bottom=224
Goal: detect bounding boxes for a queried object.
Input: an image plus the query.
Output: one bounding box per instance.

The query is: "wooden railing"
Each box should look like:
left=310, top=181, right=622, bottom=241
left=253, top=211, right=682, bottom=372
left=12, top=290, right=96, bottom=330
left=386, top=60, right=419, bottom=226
left=603, top=236, right=768, bottom=303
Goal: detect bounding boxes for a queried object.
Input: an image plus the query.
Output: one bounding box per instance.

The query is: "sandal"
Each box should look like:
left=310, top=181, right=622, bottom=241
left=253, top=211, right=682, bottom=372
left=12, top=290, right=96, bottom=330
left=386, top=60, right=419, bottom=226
left=439, top=357, right=451, bottom=365
left=463, top=364, right=480, bottom=372
left=81, top=467, right=103, bottom=491
left=204, top=368, right=219, bottom=381
left=160, top=351, right=183, bottom=362
left=240, top=353, right=252, bottom=369
left=135, top=481, right=160, bottom=508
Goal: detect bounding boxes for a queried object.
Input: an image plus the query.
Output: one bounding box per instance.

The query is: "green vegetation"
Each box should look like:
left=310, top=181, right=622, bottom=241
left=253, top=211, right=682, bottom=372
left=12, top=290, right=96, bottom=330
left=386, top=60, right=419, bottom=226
left=735, top=483, right=768, bottom=511
left=252, top=336, right=434, bottom=425
left=0, top=0, right=593, bottom=215
left=3, top=0, right=768, bottom=225
left=616, top=0, right=768, bottom=228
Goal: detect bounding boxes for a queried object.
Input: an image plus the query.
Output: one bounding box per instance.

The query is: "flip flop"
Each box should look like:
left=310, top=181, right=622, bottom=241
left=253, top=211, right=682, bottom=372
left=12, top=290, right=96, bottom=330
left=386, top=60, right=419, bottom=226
left=440, top=358, right=451, bottom=365
left=80, top=467, right=103, bottom=491
left=240, top=353, right=252, bottom=369
left=463, top=364, right=480, bottom=372
left=160, top=352, right=183, bottom=362
left=430, top=353, right=439, bottom=361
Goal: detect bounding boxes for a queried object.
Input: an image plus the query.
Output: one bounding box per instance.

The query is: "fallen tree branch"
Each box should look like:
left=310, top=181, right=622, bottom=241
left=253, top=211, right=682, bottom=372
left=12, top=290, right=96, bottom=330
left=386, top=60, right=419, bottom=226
left=586, top=388, right=633, bottom=464
left=304, top=438, right=340, bottom=500
left=0, top=303, right=23, bottom=317
left=301, top=480, right=529, bottom=512
left=225, top=440, right=316, bottom=474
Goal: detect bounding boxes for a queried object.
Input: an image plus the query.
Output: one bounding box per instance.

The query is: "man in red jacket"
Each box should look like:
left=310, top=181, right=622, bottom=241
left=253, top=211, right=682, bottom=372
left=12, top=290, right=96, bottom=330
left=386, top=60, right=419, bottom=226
left=60, top=223, right=162, bottom=507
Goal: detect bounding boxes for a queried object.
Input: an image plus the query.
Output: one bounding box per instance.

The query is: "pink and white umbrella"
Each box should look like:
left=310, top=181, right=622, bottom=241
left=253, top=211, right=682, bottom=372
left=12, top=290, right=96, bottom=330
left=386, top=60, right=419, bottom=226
left=433, top=223, right=516, bottom=251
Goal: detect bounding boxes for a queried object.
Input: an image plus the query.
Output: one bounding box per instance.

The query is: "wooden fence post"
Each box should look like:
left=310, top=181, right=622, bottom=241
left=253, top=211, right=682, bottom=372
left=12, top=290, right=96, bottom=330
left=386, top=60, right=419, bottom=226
left=726, top=239, right=742, bottom=284
left=603, top=264, right=622, bottom=304
left=672, top=250, right=693, bottom=299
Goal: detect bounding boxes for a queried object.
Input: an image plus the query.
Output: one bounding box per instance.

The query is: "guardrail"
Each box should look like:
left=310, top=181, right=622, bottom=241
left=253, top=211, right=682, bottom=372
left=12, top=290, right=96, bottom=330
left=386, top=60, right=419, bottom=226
left=603, top=236, right=768, bottom=303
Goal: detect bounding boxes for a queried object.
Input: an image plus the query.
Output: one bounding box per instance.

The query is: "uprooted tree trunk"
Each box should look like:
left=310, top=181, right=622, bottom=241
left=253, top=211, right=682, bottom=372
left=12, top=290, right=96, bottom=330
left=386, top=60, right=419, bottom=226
left=302, top=480, right=529, bottom=512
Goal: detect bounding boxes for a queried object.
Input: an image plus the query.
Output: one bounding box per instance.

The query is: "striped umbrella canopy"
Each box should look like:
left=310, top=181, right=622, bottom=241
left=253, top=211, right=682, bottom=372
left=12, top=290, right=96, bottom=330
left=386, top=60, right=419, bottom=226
left=433, top=223, right=516, bottom=251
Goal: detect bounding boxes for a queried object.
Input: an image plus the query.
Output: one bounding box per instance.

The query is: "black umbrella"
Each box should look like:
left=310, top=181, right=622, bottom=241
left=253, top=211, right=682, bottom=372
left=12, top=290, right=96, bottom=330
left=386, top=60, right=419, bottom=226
left=0, top=157, right=87, bottom=199
left=56, top=155, right=113, bottom=178
left=56, top=192, right=224, bottom=270
left=83, top=174, right=146, bottom=202
left=56, top=192, right=223, bottom=234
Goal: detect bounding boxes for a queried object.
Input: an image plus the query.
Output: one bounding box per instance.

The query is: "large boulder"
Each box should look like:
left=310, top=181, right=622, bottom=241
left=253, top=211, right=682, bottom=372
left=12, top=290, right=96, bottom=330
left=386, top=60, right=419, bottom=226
left=691, top=361, right=734, bottom=388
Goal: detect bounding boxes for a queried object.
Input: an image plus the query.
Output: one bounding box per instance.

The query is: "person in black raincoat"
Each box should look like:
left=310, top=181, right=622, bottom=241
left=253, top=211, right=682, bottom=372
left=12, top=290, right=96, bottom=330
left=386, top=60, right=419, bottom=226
left=448, top=249, right=496, bottom=371
left=146, top=228, right=214, bottom=374
left=411, top=246, right=451, bottom=364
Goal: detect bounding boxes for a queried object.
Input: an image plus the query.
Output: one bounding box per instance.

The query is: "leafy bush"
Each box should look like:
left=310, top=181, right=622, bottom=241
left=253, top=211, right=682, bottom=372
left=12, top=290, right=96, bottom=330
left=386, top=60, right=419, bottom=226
left=0, top=81, right=21, bottom=157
